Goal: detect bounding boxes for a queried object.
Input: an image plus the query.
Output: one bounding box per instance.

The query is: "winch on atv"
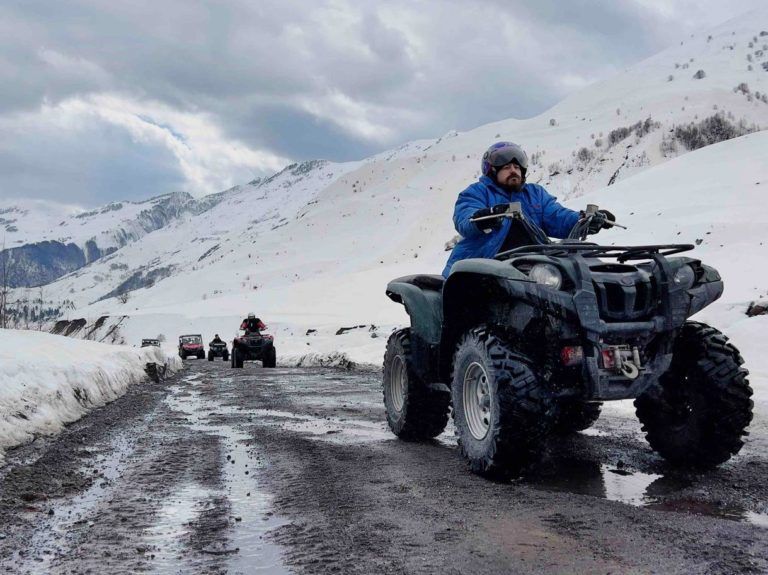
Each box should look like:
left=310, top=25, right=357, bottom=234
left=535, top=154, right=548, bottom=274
left=383, top=203, right=753, bottom=478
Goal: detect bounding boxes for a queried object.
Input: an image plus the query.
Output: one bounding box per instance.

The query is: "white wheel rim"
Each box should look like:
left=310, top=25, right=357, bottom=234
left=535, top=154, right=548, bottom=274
left=463, top=362, right=491, bottom=440
left=390, top=355, right=407, bottom=413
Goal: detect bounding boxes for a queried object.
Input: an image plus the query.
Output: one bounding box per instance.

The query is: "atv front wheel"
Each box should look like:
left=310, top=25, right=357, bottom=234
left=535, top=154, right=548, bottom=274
left=208, top=351, right=214, bottom=362
left=635, top=321, right=753, bottom=468
left=263, top=347, right=277, bottom=368
left=452, top=327, right=554, bottom=478
left=553, top=400, right=602, bottom=435
left=382, top=329, right=450, bottom=440
left=232, top=348, right=244, bottom=369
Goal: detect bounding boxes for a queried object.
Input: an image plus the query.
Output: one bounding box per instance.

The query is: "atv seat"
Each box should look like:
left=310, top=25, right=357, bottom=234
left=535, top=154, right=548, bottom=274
left=391, top=274, right=445, bottom=292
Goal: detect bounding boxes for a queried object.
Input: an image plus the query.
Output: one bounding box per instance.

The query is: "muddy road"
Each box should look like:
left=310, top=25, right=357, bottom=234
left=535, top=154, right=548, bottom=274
left=0, top=361, right=766, bottom=574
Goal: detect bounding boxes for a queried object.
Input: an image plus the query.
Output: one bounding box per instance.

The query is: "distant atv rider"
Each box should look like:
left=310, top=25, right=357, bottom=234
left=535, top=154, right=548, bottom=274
left=442, top=141, right=615, bottom=277
left=211, top=334, right=224, bottom=344
left=240, top=313, right=266, bottom=335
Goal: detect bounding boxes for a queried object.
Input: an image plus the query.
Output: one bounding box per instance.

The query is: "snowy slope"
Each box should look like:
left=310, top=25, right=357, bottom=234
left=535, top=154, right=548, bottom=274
left=0, top=330, right=182, bottom=464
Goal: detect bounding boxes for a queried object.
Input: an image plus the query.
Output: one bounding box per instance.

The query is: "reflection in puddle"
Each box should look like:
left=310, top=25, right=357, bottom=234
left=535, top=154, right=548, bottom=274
left=647, top=498, right=768, bottom=527
left=526, top=459, right=768, bottom=528
left=526, top=460, right=668, bottom=505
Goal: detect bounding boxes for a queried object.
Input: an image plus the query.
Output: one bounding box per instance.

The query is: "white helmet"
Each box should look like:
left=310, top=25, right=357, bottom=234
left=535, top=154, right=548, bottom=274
left=248, top=312, right=255, bottom=319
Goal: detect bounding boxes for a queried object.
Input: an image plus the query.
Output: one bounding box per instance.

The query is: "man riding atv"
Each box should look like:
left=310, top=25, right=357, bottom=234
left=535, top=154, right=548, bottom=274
left=232, top=316, right=276, bottom=368
left=208, top=334, right=229, bottom=361
left=443, top=141, right=615, bottom=276
left=383, top=141, right=753, bottom=479
left=240, top=313, right=266, bottom=334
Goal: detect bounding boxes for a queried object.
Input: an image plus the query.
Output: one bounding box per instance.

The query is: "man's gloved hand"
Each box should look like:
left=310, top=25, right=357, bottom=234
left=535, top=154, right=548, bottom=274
left=587, top=209, right=616, bottom=234
left=472, top=203, right=510, bottom=232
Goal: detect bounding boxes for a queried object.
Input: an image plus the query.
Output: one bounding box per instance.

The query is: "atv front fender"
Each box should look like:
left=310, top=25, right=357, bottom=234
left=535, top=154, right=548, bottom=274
left=688, top=279, right=724, bottom=316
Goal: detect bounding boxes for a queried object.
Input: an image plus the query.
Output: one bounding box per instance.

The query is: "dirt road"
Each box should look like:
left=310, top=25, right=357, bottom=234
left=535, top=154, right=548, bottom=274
left=0, top=361, right=766, bottom=574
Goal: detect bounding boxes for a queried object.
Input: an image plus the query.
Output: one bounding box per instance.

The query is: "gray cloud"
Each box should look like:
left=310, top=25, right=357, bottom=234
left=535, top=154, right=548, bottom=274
left=0, top=0, right=764, bottom=206
left=0, top=111, right=186, bottom=205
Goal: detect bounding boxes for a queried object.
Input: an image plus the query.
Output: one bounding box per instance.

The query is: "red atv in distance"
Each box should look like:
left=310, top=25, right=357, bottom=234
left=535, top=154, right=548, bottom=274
left=231, top=329, right=276, bottom=368
left=178, top=334, right=205, bottom=360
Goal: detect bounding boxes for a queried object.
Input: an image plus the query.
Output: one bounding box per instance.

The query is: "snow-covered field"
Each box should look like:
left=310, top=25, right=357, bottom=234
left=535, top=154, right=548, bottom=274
left=0, top=330, right=182, bottom=464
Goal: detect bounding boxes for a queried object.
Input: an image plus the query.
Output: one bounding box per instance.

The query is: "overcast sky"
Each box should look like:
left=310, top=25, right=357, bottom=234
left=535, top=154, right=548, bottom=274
left=0, top=0, right=764, bottom=206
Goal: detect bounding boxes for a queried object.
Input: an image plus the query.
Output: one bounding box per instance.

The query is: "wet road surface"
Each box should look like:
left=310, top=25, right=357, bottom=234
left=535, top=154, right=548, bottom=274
left=0, top=360, right=766, bottom=574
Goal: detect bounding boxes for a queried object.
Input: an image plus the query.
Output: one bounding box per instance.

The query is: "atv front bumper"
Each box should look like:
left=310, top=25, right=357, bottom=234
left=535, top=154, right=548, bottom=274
left=499, top=265, right=723, bottom=401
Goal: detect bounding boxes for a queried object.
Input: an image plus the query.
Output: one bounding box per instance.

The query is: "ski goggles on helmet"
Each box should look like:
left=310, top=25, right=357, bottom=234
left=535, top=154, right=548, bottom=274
left=483, top=144, right=528, bottom=170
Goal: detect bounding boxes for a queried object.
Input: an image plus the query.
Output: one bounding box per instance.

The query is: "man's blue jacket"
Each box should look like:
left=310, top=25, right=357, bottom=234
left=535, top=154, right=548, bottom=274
left=442, top=176, right=580, bottom=277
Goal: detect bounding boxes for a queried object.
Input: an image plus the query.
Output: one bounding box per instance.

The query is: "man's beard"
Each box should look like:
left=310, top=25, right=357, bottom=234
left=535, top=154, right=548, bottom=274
left=498, top=179, right=524, bottom=193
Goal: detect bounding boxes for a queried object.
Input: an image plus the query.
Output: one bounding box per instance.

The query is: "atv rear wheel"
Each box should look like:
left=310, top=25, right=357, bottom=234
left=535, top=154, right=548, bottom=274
left=452, top=327, right=554, bottom=478
left=553, top=400, right=602, bottom=435
left=635, top=321, right=753, bottom=468
left=382, top=329, right=450, bottom=440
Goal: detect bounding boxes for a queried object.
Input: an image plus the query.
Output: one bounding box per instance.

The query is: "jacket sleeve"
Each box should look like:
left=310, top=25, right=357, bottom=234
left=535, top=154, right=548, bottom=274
left=539, top=187, right=580, bottom=238
left=257, top=320, right=266, bottom=330
left=239, top=320, right=246, bottom=329
left=453, top=184, right=488, bottom=239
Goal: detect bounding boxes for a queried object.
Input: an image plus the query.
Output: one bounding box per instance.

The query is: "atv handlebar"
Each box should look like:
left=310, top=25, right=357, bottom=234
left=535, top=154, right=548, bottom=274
left=470, top=202, right=552, bottom=245
left=469, top=202, right=524, bottom=224
left=568, top=203, right=627, bottom=241
left=470, top=202, right=626, bottom=244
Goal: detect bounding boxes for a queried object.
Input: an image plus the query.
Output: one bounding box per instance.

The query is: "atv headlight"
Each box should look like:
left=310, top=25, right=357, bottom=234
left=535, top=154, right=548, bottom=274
left=673, top=264, right=696, bottom=289
left=528, top=264, right=563, bottom=289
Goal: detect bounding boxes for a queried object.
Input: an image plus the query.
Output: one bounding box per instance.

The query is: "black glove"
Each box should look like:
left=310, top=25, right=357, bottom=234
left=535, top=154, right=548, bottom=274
left=586, top=209, right=616, bottom=234
left=472, top=203, right=509, bottom=232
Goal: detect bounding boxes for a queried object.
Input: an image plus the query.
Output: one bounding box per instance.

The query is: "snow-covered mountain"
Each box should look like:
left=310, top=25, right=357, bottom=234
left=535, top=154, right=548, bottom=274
left=0, top=191, right=231, bottom=287
left=4, top=9, right=768, bottom=365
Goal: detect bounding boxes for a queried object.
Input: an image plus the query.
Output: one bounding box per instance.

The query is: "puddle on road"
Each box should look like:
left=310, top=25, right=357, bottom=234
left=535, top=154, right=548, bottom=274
left=143, top=483, right=216, bottom=569
left=245, top=408, right=392, bottom=444
left=578, top=427, right=611, bottom=438
left=525, top=458, right=768, bottom=528
left=646, top=498, right=768, bottom=527
left=149, top=384, right=288, bottom=575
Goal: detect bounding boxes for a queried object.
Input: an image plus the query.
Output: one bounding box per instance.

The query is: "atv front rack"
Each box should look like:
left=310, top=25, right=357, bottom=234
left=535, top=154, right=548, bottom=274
left=496, top=243, right=694, bottom=263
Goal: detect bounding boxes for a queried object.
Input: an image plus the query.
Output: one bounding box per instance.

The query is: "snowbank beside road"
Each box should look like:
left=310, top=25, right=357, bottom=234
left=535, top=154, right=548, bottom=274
left=0, top=329, right=182, bottom=465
